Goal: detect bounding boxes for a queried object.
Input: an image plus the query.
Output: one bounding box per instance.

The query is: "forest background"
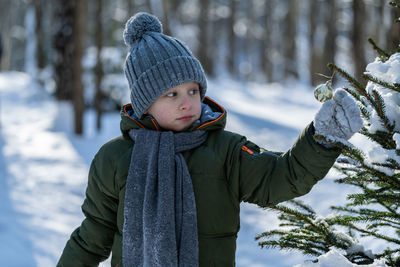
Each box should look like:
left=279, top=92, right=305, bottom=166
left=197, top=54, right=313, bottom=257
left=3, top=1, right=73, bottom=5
left=1, top=0, right=399, bottom=135
left=0, top=0, right=400, bottom=266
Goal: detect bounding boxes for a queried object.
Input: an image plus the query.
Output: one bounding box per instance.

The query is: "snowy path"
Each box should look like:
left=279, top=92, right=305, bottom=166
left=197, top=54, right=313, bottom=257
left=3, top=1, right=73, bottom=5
left=0, top=72, right=90, bottom=266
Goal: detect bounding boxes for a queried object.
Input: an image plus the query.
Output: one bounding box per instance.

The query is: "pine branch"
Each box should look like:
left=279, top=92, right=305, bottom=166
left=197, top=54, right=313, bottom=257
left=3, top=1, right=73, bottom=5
left=375, top=104, right=395, bottom=136
left=338, top=177, right=400, bottom=212
left=359, top=106, right=370, bottom=119
left=372, top=89, right=385, bottom=122
left=342, top=87, right=370, bottom=119
left=372, top=161, right=400, bottom=171
left=333, top=210, right=400, bottom=227
left=331, top=205, right=400, bottom=219
left=255, top=229, right=291, bottom=239
left=257, top=240, right=326, bottom=256
left=333, top=169, right=382, bottom=184
left=346, top=193, right=376, bottom=205
left=257, top=200, right=357, bottom=254
left=289, top=199, right=316, bottom=215
left=363, top=73, right=400, bottom=93
left=320, top=140, right=400, bottom=189
left=390, top=1, right=400, bottom=9
left=347, top=251, right=375, bottom=265
left=376, top=197, right=400, bottom=215
left=348, top=189, right=400, bottom=207
left=256, top=229, right=331, bottom=249
left=343, top=87, right=362, bottom=101
left=353, top=163, right=400, bottom=188
left=327, top=63, right=372, bottom=103
left=347, top=223, right=400, bottom=245
left=333, top=166, right=400, bottom=192
left=257, top=230, right=333, bottom=248
left=367, top=222, right=400, bottom=231
left=313, top=135, right=365, bottom=162
left=386, top=158, right=400, bottom=170
left=269, top=204, right=316, bottom=228
left=375, top=247, right=400, bottom=260
left=360, top=129, right=396, bottom=150
left=367, top=38, right=391, bottom=61
left=339, top=224, right=399, bottom=245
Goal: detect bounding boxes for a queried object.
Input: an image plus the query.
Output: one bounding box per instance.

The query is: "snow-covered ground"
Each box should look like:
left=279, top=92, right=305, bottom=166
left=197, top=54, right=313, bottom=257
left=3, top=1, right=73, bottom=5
left=0, top=71, right=388, bottom=266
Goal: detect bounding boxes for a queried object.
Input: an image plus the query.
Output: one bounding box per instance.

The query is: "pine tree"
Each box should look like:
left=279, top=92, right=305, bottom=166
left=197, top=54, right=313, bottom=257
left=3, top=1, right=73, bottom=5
left=256, top=1, right=400, bottom=266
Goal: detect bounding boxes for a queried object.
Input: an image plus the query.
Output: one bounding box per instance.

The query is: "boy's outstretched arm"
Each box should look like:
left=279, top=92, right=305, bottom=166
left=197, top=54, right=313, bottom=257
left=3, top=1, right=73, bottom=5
left=57, top=152, right=118, bottom=267
left=226, top=123, right=341, bottom=206
left=225, top=89, right=362, bottom=206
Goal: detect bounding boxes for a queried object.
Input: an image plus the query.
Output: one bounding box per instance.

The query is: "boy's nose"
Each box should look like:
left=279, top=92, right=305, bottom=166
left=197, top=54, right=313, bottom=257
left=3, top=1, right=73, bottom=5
left=180, top=96, right=192, bottom=110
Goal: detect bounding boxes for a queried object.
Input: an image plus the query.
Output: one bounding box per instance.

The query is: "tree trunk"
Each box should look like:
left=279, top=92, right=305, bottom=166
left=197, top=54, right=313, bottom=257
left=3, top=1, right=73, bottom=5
left=0, top=33, right=2, bottom=68
left=53, top=0, right=75, bottom=100
left=24, top=3, right=38, bottom=77
left=145, top=0, right=152, bottom=13
left=95, top=0, right=103, bottom=131
left=127, top=0, right=135, bottom=19
left=261, top=0, right=273, bottom=82
left=34, top=0, right=46, bottom=69
left=352, top=0, right=366, bottom=80
left=198, top=0, right=213, bottom=76
left=72, top=0, right=86, bottom=135
left=323, top=0, right=337, bottom=83
left=283, top=0, right=298, bottom=80
left=169, top=0, right=182, bottom=24
left=161, top=0, right=171, bottom=36
left=53, top=0, right=85, bottom=133
left=324, top=0, right=336, bottom=66
left=372, top=0, right=386, bottom=46
left=0, top=0, right=15, bottom=71
left=387, top=3, right=400, bottom=51
left=242, top=0, right=254, bottom=80
left=227, top=0, right=237, bottom=75
left=309, top=0, right=324, bottom=86
left=170, top=0, right=181, bottom=14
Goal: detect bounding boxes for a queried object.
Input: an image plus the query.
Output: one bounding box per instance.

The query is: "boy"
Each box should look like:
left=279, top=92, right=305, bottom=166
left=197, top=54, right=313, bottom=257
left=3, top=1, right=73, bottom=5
left=57, top=12, right=362, bottom=267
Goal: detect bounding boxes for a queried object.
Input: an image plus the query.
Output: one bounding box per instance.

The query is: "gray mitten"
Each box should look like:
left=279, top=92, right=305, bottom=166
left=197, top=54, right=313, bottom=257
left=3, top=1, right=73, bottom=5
left=313, top=89, right=363, bottom=146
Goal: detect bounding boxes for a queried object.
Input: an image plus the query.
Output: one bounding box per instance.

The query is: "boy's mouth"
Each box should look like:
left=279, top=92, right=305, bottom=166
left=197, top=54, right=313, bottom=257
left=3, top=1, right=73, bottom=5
left=177, top=115, right=193, bottom=121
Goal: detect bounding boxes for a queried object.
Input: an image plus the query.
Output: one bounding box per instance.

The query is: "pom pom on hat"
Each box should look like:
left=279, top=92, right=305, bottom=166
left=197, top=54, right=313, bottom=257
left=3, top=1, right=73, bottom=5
left=123, top=12, right=163, bottom=48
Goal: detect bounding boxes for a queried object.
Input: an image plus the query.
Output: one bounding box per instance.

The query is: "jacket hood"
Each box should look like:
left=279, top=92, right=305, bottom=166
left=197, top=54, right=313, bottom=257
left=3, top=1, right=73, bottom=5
left=120, top=97, right=227, bottom=136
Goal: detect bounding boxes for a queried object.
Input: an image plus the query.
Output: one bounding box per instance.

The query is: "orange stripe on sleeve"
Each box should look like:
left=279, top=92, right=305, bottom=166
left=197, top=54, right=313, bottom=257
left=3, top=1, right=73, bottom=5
left=241, top=145, right=254, bottom=155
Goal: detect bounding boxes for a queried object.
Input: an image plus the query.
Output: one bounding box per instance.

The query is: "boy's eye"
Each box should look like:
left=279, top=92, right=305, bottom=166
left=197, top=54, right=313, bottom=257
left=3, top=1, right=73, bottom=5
left=189, top=89, right=199, bottom=95
left=166, top=92, right=177, bottom=97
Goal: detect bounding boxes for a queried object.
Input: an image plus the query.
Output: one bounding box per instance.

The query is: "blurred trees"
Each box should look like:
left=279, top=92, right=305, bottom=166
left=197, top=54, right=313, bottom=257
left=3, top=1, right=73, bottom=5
left=94, top=0, right=104, bottom=131
left=53, top=0, right=75, bottom=101
left=0, top=0, right=398, bottom=134
left=352, top=0, right=367, bottom=84
left=53, top=0, right=86, bottom=134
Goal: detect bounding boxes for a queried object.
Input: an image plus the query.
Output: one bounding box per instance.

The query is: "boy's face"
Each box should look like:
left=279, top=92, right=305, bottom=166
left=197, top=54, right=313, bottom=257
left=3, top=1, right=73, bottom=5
left=146, top=82, right=202, bottom=131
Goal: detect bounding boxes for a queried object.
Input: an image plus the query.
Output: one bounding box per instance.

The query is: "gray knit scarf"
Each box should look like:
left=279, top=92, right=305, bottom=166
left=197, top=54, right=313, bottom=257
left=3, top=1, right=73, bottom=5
left=123, top=128, right=208, bottom=267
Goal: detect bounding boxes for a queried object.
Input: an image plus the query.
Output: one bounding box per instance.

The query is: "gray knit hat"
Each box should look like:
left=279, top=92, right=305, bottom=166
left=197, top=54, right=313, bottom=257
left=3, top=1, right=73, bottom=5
left=123, top=12, right=207, bottom=118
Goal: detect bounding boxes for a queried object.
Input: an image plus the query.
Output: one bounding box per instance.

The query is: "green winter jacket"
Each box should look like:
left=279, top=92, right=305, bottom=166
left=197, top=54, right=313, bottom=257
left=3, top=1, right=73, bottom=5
left=57, top=97, right=341, bottom=267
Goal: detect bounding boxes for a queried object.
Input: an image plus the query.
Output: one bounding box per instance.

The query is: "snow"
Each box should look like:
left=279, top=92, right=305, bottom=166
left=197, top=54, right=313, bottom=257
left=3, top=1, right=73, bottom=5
left=365, top=53, right=400, bottom=133
left=0, top=71, right=389, bottom=267
left=294, top=249, right=387, bottom=267
left=394, top=133, right=400, bottom=150
left=358, top=53, right=400, bottom=176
